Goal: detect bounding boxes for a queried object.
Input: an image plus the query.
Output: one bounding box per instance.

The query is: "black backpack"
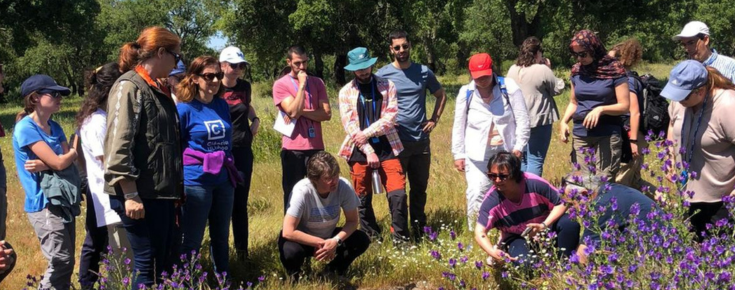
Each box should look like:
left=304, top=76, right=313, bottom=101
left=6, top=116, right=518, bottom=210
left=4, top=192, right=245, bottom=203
left=631, top=72, right=670, bottom=138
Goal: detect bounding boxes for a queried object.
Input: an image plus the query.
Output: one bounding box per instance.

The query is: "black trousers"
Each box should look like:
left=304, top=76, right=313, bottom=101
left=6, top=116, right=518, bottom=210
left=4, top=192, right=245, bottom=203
left=280, top=149, right=322, bottom=213
left=232, top=146, right=254, bottom=255
left=398, top=139, right=431, bottom=237
left=278, top=228, right=370, bottom=279
left=689, top=201, right=733, bottom=242
left=78, top=181, right=109, bottom=289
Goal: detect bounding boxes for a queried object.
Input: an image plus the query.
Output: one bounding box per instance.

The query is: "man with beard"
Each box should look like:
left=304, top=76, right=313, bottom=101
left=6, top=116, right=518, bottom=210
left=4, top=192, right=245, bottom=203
left=273, top=45, right=332, bottom=213
left=337, top=47, right=409, bottom=243
left=376, top=30, right=447, bottom=240
left=673, top=21, right=735, bottom=81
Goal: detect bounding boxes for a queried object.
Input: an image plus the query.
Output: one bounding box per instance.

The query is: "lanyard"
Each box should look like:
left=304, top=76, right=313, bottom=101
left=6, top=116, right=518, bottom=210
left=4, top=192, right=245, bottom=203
left=359, top=81, right=377, bottom=127
left=359, top=80, right=380, bottom=143
left=289, top=77, right=312, bottom=109
left=681, top=94, right=708, bottom=165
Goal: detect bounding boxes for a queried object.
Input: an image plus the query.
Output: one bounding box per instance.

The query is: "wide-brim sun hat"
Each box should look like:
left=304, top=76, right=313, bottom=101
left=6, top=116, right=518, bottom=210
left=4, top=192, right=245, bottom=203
left=344, top=47, right=378, bottom=71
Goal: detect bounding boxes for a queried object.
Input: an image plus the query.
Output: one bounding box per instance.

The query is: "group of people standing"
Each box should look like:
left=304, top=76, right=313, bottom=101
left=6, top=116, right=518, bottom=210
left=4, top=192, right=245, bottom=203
left=465, top=21, right=735, bottom=268
left=4, top=19, right=735, bottom=289
left=10, top=27, right=260, bottom=288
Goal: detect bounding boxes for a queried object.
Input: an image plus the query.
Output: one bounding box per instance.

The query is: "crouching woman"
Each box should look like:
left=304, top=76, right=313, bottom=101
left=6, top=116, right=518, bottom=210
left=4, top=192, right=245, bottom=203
left=474, top=152, right=580, bottom=267
left=279, top=152, right=371, bottom=281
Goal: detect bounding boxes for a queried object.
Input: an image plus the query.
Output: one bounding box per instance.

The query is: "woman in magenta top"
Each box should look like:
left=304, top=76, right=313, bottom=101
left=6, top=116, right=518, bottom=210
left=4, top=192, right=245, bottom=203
left=474, top=152, right=579, bottom=266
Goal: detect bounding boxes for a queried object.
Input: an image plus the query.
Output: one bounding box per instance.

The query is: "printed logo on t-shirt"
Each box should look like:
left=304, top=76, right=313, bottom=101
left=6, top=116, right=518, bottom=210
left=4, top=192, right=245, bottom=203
left=204, top=120, right=226, bottom=140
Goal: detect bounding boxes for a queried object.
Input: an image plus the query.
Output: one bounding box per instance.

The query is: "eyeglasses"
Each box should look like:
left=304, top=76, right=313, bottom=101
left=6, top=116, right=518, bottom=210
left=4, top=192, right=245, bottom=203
left=166, top=49, right=182, bottom=63
left=487, top=173, right=510, bottom=181
left=571, top=51, right=589, bottom=58
left=393, top=44, right=410, bottom=51
left=199, top=72, right=224, bottom=82
left=229, top=62, right=247, bottom=70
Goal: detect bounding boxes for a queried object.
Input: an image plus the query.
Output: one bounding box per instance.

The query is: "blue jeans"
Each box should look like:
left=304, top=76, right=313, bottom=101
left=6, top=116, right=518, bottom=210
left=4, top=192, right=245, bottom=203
left=111, top=197, right=178, bottom=287
left=521, top=124, right=553, bottom=177
left=502, top=214, right=580, bottom=267
left=180, top=183, right=234, bottom=274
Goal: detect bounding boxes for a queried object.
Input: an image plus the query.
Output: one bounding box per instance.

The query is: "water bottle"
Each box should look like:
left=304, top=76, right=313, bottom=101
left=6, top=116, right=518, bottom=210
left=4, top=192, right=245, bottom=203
left=371, top=169, right=383, bottom=194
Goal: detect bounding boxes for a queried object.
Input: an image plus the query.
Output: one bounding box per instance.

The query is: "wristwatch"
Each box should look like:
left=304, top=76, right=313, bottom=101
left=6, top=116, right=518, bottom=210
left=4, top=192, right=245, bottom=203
left=333, top=236, right=343, bottom=246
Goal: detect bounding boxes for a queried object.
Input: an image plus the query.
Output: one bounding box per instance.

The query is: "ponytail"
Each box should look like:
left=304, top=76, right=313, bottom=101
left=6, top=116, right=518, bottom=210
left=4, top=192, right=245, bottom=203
left=16, top=92, right=38, bottom=123
left=119, top=42, right=141, bottom=73
left=118, top=27, right=181, bottom=73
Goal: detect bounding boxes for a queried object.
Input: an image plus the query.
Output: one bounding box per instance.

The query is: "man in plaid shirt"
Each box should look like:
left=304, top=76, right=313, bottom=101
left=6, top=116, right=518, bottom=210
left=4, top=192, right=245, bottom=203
left=338, top=47, right=409, bottom=244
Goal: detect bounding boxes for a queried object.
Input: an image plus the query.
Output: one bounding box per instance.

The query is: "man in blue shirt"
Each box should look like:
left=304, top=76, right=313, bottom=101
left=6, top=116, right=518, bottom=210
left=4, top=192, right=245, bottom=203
left=376, top=30, right=447, bottom=240
left=673, top=21, right=735, bottom=82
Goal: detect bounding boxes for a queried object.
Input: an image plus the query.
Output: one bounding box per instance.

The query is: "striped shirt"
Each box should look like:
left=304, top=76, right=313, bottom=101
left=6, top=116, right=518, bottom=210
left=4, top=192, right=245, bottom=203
left=477, top=172, right=561, bottom=240
left=703, top=49, right=735, bottom=82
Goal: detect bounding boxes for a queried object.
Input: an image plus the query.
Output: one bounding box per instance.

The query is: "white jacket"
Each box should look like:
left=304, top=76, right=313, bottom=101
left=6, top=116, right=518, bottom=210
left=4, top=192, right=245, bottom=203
left=451, top=77, right=530, bottom=161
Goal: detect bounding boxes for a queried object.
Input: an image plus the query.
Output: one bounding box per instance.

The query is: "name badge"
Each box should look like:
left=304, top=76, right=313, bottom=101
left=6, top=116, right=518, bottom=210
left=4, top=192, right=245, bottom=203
left=308, top=127, right=316, bottom=138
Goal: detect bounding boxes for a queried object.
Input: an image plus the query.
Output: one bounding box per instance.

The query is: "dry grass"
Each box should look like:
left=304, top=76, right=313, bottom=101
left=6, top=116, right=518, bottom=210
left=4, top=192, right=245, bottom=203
left=0, top=63, right=674, bottom=289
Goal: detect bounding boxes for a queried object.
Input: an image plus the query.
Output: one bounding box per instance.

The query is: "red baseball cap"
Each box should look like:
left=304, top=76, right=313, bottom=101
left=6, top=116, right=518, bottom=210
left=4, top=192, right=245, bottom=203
left=469, top=53, right=493, bottom=79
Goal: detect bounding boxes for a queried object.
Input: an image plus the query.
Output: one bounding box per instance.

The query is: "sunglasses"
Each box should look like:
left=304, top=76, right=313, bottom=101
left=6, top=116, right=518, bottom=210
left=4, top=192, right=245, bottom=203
left=229, top=62, right=247, bottom=70
left=166, top=49, right=182, bottom=63
left=392, top=44, right=410, bottom=51
left=199, top=72, right=224, bottom=82
left=487, top=173, right=510, bottom=181
left=571, top=51, right=589, bottom=58
left=40, top=91, right=62, bottom=99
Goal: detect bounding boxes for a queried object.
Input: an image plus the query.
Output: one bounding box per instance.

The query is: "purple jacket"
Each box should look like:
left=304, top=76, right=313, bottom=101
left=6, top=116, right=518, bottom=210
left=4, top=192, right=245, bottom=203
left=182, top=147, right=243, bottom=187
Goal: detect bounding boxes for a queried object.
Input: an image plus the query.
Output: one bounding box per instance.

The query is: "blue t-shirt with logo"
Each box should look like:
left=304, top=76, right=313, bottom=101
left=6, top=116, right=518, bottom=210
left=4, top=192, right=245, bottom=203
left=376, top=63, right=442, bottom=142
left=12, top=116, right=67, bottom=212
left=177, top=98, right=233, bottom=186
left=571, top=75, right=627, bottom=137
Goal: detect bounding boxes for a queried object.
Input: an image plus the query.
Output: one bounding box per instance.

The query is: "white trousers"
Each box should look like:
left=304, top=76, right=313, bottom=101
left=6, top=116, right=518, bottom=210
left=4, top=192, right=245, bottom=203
left=464, top=145, right=504, bottom=230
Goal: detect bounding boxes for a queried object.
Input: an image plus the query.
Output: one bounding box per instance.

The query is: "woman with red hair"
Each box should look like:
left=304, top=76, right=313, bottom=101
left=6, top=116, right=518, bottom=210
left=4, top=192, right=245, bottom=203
left=103, top=26, right=184, bottom=287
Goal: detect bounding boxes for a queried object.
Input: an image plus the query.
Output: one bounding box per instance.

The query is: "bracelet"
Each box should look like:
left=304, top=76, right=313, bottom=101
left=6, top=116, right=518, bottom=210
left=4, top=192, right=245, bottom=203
left=541, top=222, right=547, bottom=229
left=629, top=139, right=638, bottom=143
left=124, top=191, right=139, bottom=200
left=251, top=117, right=260, bottom=123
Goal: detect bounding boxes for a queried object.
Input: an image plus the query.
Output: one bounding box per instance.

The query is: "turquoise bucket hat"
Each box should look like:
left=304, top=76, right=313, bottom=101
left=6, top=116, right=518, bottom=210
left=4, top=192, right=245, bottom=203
left=344, top=47, right=378, bottom=71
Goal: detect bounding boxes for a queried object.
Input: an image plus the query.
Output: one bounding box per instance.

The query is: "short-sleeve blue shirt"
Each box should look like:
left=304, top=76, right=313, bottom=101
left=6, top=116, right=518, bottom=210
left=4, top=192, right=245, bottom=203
left=13, top=116, right=68, bottom=212
left=571, top=75, right=627, bottom=137
left=376, top=63, right=442, bottom=142
left=177, top=98, right=233, bottom=186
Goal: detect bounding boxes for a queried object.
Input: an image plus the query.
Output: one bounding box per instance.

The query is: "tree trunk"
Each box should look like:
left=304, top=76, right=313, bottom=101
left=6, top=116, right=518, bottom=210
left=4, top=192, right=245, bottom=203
left=313, top=51, right=324, bottom=79
left=504, top=0, right=544, bottom=47
left=333, top=54, right=347, bottom=86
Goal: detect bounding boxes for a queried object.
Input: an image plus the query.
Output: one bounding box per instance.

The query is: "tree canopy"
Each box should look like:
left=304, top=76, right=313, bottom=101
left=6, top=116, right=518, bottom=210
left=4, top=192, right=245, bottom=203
left=1, top=0, right=733, bottom=95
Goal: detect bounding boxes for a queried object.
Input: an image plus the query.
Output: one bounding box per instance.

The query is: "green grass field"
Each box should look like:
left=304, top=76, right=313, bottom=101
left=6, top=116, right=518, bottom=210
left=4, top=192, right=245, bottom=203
left=0, top=63, right=675, bottom=289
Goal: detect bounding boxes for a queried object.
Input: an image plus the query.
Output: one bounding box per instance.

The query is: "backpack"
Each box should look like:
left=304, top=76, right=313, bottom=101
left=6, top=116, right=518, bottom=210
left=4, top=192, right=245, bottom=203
left=465, top=76, right=511, bottom=113
left=632, top=72, right=670, bottom=138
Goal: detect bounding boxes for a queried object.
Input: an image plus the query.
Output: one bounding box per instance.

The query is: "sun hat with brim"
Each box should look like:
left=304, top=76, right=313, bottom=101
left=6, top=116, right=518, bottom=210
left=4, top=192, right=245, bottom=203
left=661, top=60, right=709, bottom=102
left=21, top=74, right=71, bottom=97
left=344, top=47, right=378, bottom=71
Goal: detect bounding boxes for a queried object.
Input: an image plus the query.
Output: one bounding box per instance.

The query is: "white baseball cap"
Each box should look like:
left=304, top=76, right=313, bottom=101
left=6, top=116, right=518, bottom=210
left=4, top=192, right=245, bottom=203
left=219, top=46, right=248, bottom=64
left=672, top=21, right=710, bottom=41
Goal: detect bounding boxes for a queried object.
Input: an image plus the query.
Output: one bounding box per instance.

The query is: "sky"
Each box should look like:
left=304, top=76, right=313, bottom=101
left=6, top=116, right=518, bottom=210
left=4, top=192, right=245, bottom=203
left=207, top=32, right=229, bottom=51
